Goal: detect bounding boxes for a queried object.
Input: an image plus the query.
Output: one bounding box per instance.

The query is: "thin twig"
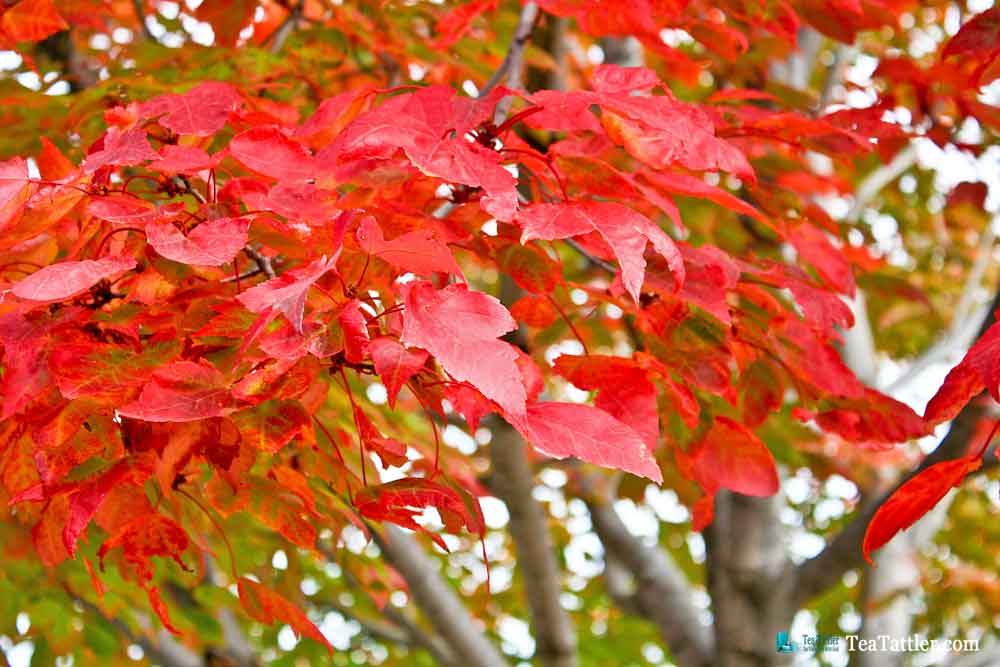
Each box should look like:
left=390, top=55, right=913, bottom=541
left=565, top=238, right=617, bottom=274
left=268, top=1, right=302, bottom=55
left=546, top=293, right=588, bottom=353
left=222, top=267, right=263, bottom=284
left=242, top=246, right=276, bottom=279
left=816, top=45, right=850, bottom=113
left=132, top=0, right=157, bottom=42
left=175, top=176, right=206, bottom=204
left=846, top=145, right=917, bottom=223
left=481, top=1, right=539, bottom=122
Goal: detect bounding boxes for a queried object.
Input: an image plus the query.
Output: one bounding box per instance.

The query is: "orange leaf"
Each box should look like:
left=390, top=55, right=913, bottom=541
left=238, top=578, right=333, bottom=654
left=147, top=586, right=182, bottom=636
left=32, top=494, right=71, bottom=568
left=194, top=0, right=256, bottom=47
left=83, top=556, right=105, bottom=599
left=97, top=514, right=191, bottom=583
left=36, top=137, right=75, bottom=180
left=1, top=0, right=67, bottom=43
left=690, top=417, right=779, bottom=498
left=354, top=478, right=485, bottom=550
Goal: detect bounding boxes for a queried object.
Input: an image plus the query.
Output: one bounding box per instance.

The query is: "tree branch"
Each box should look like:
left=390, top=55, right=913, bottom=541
left=481, top=2, right=538, bottom=99
left=837, top=143, right=920, bottom=387
left=817, top=44, right=851, bottom=112
left=72, top=593, right=203, bottom=667
left=381, top=604, right=459, bottom=667
left=202, top=558, right=258, bottom=667
left=131, top=0, right=156, bottom=42
left=839, top=290, right=879, bottom=385
left=242, top=245, right=276, bottom=279
left=705, top=492, right=797, bottom=666
left=216, top=606, right=258, bottom=666
left=587, top=497, right=713, bottom=667
left=856, top=535, right=919, bottom=667
left=481, top=10, right=577, bottom=664
left=846, top=145, right=917, bottom=223
left=35, top=30, right=98, bottom=91
left=489, top=420, right=577, bottom=667
left=327, top=600, right=413, bottom=646
left=318, top=543, right=457, bottom=664
left=268, top=2, right=302, bottom=55
left=769, top=27, right=823, bottom=91
left=601, top=554, right=643, bottom=615
left=372, top=525, right=508, bottom=667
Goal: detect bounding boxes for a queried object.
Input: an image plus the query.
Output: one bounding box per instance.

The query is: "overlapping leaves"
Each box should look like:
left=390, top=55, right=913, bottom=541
left=0, top=44, right=952, bottom=653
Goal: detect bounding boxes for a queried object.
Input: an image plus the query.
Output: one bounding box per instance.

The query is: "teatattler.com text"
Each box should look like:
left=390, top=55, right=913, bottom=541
left=779, top=631, right=980, bottom=654
left=842, top=635, right=979, bottom=652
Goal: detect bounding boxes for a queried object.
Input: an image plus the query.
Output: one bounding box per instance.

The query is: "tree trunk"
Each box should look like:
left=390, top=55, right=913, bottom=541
left=705, top=492, right=798, bottom=667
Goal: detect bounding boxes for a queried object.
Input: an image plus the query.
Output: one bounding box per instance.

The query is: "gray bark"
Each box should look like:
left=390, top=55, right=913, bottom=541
left=374, top=525, right=508, bottom=667
left=705, top=493, right=798, bottom=667
left=588, top=498, right=713, bottom=667
left=490, top=422, right=578, bottom=667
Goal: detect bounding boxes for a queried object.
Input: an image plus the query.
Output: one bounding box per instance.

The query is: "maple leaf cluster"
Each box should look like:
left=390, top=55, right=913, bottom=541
left=0, top=0, right=997, bottom=653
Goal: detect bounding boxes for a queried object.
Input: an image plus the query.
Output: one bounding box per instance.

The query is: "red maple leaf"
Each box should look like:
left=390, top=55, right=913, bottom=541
left=518, top=200, right=684, bottom=302
left=369, top=337, right=429, bottom=408
left=924, top=318, right=1000, bottom=425
left=61, top=458, right=153, bottom=556
left=229, top=126, right=316, bottom=182
left=401, top=281, right=527, bottom=417
left=354, top=478, right=485, bottom=550
left=338, top=299, right=371, bottom=363
left=146, top=217, right=250, bottom=266
left=117, top=360, right=235, bottom=422
left=140, top=81, right=243, bottom=136
left=99, top=514, right=192, bottom=634
left=0, top=156, right=33, bottom=226
left=509, top=401, right=662, bottom=482
left=83, top=127, right=157, bottom=173
left=148, top=145, right=222, bottom=174
left=352, top=406, right=409, bottom=468
left=0, top=0, right=67, bottom=43
left=357, top=215, right=462, bottom=276
left=238, top=578, right=333, bottom=654
left=10, top=255, right=135, bottom=303
left=942, top=6, right=1000, bottom=60
left=237, top=255, right=339, bottom=333
left=863, top=456, right=982, bottom=564
left=321, top=85, right=519, bottom=220
left=688, top=417, right=780, bottom=498
left=553, top=354, right=660, bottom=449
